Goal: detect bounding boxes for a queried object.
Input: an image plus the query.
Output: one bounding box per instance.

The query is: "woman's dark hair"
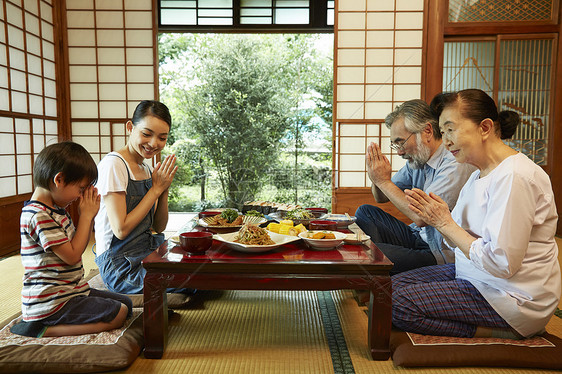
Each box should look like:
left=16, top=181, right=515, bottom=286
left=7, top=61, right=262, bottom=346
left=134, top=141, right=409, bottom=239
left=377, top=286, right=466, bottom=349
left=33, top=141, right=98, bottom=189
left=131, top=100, right=172, bottom=128
left=429, top=89, right=519, bottom=139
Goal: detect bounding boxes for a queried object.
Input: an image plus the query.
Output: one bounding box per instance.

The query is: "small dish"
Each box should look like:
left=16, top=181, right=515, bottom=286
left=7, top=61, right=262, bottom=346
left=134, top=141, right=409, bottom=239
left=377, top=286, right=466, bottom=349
left=298, top=230, right=347, bottom=250
left=319, top=214, right=357, bottom=228
left=343, top=233, right=371, bottom=245
left=309, top=220, right=338, bottom=231
left=214, top=230, right=301, bottom=253
left=169, top=235, right=180, bottom=244
left=198, top=210, right=222, bottom=219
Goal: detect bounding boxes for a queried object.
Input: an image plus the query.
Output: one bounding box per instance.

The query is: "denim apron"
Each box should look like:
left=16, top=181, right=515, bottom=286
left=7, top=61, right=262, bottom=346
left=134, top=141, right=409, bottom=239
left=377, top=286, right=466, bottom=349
left=95, top=155, right=164, bottom=294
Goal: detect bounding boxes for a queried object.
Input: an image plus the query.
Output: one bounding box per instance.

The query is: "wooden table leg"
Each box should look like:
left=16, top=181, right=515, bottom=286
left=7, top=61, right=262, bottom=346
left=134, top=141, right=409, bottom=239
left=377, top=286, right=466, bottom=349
left=143, top=272, right=168, bottom=359
left=367, top=275, right=392, bottom=360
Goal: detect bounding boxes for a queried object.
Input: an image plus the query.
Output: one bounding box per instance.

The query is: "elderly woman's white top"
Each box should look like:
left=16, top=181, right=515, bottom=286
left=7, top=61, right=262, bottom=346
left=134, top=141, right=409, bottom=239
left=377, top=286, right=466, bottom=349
left=448, top=152, right=561, bottom=337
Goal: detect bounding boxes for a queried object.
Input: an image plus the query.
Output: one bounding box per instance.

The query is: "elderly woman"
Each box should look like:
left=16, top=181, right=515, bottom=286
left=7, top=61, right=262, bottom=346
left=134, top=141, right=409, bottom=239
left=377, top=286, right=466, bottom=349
left=392, top=89, right=561, bottom=339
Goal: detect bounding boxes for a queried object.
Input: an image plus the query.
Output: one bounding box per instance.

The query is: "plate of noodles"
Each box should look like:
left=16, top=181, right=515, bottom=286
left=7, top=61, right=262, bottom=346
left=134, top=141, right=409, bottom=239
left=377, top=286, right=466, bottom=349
left=214, top=224, right=301, bottom=253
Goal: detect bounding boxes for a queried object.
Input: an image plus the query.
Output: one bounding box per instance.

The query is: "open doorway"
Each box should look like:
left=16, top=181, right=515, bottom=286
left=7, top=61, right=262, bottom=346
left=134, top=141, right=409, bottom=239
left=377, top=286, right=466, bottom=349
left=158, top=33, right=333, bottom=212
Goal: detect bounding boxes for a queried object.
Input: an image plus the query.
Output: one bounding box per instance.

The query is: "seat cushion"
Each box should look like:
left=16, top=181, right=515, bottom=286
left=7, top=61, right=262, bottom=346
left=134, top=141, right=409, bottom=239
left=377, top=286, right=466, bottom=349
left=0, top=309, right=143, bottom=373
left=390, top=329, right=562, bottom=369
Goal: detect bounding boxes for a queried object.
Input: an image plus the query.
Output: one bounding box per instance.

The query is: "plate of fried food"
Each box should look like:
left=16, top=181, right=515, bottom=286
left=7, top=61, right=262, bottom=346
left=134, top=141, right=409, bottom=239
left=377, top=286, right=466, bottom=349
left=214, top=223, right=301, bottom=253
left=298, top=230, right=347, bottom=250
left=199, top=208, right=267, bottom=229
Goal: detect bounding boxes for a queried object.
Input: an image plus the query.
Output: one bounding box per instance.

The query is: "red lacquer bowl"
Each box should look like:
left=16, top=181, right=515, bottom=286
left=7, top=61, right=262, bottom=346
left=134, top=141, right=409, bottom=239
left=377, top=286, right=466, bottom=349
left=309, top=220, right=338, bottom=231
left=179, top=231, right=213, bottom=254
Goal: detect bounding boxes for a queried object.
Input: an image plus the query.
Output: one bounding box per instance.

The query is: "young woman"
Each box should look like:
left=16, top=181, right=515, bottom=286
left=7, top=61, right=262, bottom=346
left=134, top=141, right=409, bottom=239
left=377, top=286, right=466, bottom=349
left=94, top=100, right=178, bottom=294
left=393, top=89, right=561, bottom=339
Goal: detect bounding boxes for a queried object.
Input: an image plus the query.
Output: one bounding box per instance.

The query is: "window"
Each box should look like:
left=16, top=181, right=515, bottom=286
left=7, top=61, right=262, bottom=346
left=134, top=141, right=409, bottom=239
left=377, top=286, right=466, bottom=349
left=159, top=0, right=334, bottom=32
left=0, top=0, right=58, bottom=199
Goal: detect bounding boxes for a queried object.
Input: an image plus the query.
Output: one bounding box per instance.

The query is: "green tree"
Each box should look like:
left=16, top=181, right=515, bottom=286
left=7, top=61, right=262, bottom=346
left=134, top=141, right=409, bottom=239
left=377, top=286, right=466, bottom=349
left=184, top=35, right=293, bottom=207
left=159, top=33, right=333, bottom=210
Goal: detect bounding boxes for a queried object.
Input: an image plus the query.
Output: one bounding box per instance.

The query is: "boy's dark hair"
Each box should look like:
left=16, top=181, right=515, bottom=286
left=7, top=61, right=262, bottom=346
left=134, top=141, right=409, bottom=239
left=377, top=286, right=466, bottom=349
left=33, top=141, right=98, bottom=189
left=131, top=100, right=172, bottom=127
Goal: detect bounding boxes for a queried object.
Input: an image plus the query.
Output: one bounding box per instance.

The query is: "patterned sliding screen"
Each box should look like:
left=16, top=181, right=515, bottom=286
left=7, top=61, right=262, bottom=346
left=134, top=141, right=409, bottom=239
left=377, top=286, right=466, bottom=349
left=443, top=37, right=554, bottom=165
left=66, top=0, right=157, bottom=164
left=333, top=0, right=423, bottom=189
left=0, top=0, right=57, bottom=199
left=444, top=0, right=556, bottom=166
left=449, top=0, right=554, bottom=22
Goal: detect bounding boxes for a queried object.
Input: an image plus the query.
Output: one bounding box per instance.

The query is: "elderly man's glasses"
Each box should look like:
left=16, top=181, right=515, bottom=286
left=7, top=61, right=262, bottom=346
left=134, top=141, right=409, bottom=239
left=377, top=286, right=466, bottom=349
left=390, top=132, right=414, bottom=152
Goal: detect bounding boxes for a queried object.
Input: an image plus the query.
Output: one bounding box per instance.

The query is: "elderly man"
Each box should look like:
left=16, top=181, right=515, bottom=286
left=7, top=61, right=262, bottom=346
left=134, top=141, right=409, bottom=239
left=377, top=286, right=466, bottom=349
left=355, top=99, right=475, bottom=274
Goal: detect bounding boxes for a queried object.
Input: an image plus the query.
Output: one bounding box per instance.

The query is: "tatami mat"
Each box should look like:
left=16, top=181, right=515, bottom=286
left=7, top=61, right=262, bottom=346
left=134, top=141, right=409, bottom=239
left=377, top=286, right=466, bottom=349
left=121, top=290, right=334, bottom=374
left=112, top=289, right=562, bottom=374
left=0, top=234, right=561, bottom=373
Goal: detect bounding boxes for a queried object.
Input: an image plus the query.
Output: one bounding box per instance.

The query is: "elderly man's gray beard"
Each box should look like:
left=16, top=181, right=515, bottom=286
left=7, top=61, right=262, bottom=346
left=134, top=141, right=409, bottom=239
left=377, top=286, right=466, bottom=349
left=406, top=134, right=431, bottom=169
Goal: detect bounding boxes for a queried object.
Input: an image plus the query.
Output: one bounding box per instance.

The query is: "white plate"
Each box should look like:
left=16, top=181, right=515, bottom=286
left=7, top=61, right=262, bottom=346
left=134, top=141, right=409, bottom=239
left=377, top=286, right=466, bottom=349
left=298, top=230, right=347, bottom=250
left=343, top=233, right=370, bottom=245
left=168, top=235, right=180, bottom=244
left=214, top=230, right=301, bottom=253
left=199, top=215, right=267, bottom=228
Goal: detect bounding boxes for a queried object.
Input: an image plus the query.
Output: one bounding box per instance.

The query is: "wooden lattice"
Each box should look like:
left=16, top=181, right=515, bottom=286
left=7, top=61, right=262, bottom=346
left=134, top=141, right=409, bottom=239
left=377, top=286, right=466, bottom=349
left=449, top=0, right=553, bottom=22
left=443, top=38, right=553, bottom=165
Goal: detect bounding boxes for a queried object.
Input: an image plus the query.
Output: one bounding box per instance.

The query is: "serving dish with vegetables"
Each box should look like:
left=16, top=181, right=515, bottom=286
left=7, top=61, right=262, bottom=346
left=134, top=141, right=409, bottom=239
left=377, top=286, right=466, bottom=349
left=269, top=208, right=315, bottom=228
left=199, top=208, right=266, bottom=230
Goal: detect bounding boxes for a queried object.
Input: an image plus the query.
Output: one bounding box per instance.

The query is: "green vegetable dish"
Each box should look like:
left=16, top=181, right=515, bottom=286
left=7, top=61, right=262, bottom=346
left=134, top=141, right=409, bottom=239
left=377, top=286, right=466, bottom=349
left=285, top=208, right=314, bottom=220
left=245, top=210, right=264, bottom=217
left=220, top=209, right=239, bottom=223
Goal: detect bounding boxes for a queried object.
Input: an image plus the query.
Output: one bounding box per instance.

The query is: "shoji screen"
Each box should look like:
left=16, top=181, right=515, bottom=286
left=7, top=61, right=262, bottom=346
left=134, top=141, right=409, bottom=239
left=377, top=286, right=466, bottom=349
left=333, top=0, right=425, bottom=213
left=443, top=37, right=555, bottom=166
left=65, top=0, right=157, bottom=163
left=0, top=0, right=57, bottom=200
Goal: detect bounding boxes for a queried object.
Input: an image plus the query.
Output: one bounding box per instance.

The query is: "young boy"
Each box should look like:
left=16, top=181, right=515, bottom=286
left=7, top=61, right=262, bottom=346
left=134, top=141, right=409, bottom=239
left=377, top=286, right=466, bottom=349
left=11, top=141, right=132, bottom=338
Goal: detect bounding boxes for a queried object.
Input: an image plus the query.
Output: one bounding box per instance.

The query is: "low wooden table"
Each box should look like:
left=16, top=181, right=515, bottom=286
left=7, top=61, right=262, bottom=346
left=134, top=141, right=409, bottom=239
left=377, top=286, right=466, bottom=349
left=142, top=226, right=393, bottom=360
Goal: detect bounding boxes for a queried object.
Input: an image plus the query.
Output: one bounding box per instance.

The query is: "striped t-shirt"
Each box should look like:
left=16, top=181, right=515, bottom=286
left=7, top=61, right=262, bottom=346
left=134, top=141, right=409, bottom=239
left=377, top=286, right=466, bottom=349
left=20, top=200, right=90, bottom=321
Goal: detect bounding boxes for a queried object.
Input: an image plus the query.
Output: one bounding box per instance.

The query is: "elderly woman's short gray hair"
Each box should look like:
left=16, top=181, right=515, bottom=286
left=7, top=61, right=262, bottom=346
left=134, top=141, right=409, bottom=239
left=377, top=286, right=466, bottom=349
left=384, top=99, right=441, bottom=140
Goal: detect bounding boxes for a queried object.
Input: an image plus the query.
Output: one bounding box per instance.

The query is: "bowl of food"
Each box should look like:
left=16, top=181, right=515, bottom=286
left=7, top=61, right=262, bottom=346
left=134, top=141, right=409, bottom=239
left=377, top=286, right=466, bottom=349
left=298, top=230, right=347, bottom=250
left=305, top=207, right=329, bottom=218
left=270, top=208, right=315, bottom=228
left=179, top=231, right=213, bottom=254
